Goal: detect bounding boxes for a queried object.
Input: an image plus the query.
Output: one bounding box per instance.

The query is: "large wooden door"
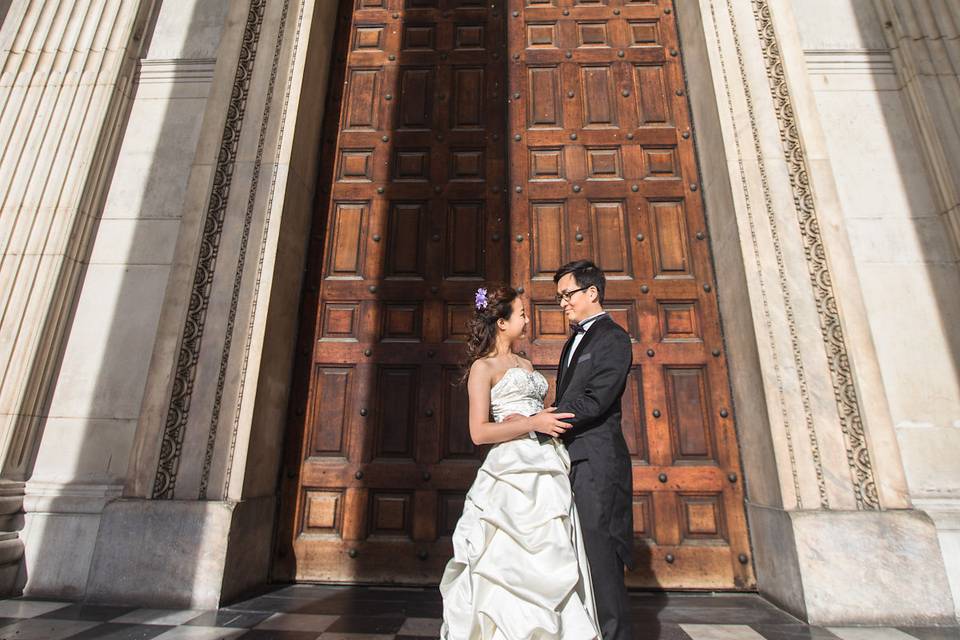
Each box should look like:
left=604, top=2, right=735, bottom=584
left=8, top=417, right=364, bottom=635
left=278, top=0, right=754, bottom=590
left=276, top=0, right=508, bottom=583
left=505, top=0, right=753, bottom=589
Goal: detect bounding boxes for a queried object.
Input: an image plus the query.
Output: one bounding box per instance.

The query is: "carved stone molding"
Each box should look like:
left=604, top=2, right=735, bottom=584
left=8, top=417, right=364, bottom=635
left=709, top=0, right=825, bottom=508
left=802, top=49, right=896, bottom=76
left=221, top=0, right=308, bottom=499
left=199, top=0, right=296, bottom=499
left=153, top=0, right=268, bottom=499
left=136, top=58, right=217, bottom=85
left=750, top=0, right=880, bottom=510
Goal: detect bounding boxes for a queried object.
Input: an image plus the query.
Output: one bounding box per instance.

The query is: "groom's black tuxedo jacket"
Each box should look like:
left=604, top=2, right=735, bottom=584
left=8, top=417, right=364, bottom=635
left=551, top=313, right=635, bottom=568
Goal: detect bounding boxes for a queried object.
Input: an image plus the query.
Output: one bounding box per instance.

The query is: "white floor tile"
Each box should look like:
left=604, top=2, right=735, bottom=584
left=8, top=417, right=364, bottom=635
left=152, top=625, right=247, bottom=639
left=679, top=624, right=768, bottom=640
left=110, top=609, right=206, bottom=625
left=0, top=600, right=72, bottom=619
left=828, top=628, right=920, bottom=640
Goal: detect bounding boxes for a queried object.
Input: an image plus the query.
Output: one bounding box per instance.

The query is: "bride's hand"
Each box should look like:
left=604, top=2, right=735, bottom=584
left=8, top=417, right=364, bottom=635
left=528, top=407, right=575, bottom=438
left=502, top=413, right=524, bottom=422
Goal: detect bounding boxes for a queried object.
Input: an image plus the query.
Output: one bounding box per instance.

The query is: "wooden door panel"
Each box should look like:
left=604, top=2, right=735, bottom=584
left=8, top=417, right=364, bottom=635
left=664, top=366, right=716, bottom=462
left=589, top=200, right=632, bottom=276
left=634, top=64, right=672, bottom=125
left=307, top=366, right=353, bottom=457
left=621, top=367, right=648, bottom=460
left=507, top=0, right=753, bottom=589
left=439, top=367, right=475, bottom=459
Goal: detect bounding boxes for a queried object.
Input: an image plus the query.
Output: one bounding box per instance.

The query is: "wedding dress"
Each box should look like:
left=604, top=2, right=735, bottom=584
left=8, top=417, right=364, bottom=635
left=439, top=367, right=600, bottom=640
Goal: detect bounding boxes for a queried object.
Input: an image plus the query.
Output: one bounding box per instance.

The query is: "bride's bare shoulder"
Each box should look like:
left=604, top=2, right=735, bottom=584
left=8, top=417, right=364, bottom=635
left=468, top=357, right=494, bottom=381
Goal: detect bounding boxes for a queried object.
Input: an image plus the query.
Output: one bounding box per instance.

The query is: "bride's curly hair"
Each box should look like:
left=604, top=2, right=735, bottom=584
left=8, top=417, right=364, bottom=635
left=460, top=284, right=519, bottom=384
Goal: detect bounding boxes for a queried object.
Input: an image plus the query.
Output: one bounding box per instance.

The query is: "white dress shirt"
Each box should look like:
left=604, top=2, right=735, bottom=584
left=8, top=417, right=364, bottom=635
left=565, top=311, right=607, bottom=368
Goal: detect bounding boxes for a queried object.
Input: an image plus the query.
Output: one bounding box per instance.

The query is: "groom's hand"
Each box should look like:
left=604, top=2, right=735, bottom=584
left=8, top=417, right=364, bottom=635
left=529, top=407, right=575, bottom=438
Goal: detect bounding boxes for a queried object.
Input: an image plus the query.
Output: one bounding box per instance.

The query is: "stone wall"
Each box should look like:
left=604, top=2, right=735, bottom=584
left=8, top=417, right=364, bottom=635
left=794, top=0, right=960, bottom=616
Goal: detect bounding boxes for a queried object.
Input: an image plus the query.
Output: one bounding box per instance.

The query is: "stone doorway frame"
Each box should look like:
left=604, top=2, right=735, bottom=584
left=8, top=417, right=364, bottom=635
left=82, top=0, right=953, bottom=626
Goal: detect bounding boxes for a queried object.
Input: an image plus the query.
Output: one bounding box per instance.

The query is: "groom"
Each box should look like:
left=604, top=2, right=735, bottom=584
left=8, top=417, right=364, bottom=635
left=553, top=260, right=634, bottom=640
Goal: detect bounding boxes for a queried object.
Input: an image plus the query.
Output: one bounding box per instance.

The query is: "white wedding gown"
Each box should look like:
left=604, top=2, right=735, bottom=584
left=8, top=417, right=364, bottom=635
left=440, top=367, right=600, bottom=640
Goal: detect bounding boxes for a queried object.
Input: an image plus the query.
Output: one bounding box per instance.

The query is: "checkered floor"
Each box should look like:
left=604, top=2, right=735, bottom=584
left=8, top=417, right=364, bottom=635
left=0, top=586, right=954, bottom=639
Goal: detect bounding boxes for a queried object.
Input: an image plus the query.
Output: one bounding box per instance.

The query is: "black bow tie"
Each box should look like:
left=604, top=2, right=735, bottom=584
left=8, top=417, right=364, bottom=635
left=570, top=322, right=586, bottom=334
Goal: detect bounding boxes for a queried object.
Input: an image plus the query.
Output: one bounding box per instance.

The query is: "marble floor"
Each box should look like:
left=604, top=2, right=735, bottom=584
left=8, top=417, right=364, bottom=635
left=0, top=586, right=954, bottom=639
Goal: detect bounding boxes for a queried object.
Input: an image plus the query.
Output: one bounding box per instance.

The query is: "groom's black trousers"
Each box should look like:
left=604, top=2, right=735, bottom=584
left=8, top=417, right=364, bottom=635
left=570, top=458, right=633, bottom=640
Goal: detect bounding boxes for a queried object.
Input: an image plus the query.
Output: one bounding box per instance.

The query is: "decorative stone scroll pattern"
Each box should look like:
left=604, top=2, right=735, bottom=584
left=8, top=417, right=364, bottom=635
left=706, top=1, right=807, bottom=507
left=750, top=0, right=879, bottom=510
left=153, top=0, right=268, bottom=500
left=198, top=0, right=295, bottom=500
left=221, top=0, right=306, bottom=499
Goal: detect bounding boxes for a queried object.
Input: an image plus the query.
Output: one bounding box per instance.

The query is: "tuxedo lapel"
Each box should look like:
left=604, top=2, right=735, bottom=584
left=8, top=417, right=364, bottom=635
left=556, top=315, right=611, bottom=402
left=556, top=334, right=576, bottom=395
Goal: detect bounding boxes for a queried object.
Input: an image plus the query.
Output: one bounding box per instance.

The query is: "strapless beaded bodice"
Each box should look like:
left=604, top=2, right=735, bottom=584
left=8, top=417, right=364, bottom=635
left=490, top=367, right=548, bottom=423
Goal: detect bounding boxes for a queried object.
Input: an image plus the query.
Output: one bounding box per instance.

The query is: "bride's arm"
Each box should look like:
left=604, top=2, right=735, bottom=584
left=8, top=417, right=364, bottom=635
left=467, top=362, right=573, bottom=445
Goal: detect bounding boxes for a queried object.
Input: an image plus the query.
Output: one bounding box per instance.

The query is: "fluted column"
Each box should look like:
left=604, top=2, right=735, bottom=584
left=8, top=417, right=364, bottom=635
left=0, top=0, right=150, bottom=592
left=873, top=0, right=960, bottom=260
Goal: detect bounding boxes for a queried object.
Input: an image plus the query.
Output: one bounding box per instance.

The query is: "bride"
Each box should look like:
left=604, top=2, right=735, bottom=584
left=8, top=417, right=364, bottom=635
left=439, top=285, right=600, bottom=640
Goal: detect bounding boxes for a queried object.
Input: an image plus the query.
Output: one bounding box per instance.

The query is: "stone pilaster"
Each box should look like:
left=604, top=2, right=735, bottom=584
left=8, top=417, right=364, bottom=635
left=0, top=0, right=152, bottom=595
left=869, top=1, right=960, bottom=616
left=678, top=0, right=955, bottom=624
left=872, top=0, right=960, bottom=261
left=84, top=0, right=337, bottom=608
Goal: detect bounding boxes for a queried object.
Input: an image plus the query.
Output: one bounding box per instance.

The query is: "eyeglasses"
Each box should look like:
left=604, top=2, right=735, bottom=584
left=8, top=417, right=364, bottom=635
left=555, top=286, right=591, bottom=304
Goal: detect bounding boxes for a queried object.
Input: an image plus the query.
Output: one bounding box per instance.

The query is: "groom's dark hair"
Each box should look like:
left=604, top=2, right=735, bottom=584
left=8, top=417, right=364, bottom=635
left=554, top=260, right=605, bottom=303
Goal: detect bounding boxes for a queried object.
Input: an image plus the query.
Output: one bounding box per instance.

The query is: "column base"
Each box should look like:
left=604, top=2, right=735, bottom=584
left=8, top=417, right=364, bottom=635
left=914, top=498, right=960, bottom=621
left=0, top=480, right=24, bottom=597
left=85, top=496, right=275, bottom=609
left=749, top=504, right=956, bottom=625
left=19, top=481, right=121, bottom=599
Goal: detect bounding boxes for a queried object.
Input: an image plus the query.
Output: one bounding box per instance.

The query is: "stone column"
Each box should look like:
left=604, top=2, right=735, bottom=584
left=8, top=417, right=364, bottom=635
left=83, top=0, right=337, bottom=608
left=871, top=0, right=960, bottom=616
left=678, top=0, right=955, bottom=625
left=872, top=0, right=960, bottom=260
left=0, top=0, right=151, bottom=595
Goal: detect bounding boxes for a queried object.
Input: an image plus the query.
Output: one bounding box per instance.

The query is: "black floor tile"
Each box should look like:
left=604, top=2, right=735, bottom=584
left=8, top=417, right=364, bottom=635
left=403, top=601, right=445, bottom=618
left=292, top=597, right=409, bottom=616
left=261, top=584, right=350, bottom=600
left=632, top=593, right=795, bottom=613
left=365, top=587, right=438, bottom=600
left=59, top=622, right=170, bottom=640
left=36, top=604, right=139, bottom=622
left=635, top=604, right=800, bottom=625
left=324, top=614, right=406, bottom=634
left=228, top=596, right=318, bottom=614
left=184, top=610, right=274, bottom=628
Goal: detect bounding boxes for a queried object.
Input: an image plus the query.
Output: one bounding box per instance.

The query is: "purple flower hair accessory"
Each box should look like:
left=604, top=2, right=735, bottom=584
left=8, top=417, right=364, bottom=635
left=474, top=287, right=488, bottom=310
